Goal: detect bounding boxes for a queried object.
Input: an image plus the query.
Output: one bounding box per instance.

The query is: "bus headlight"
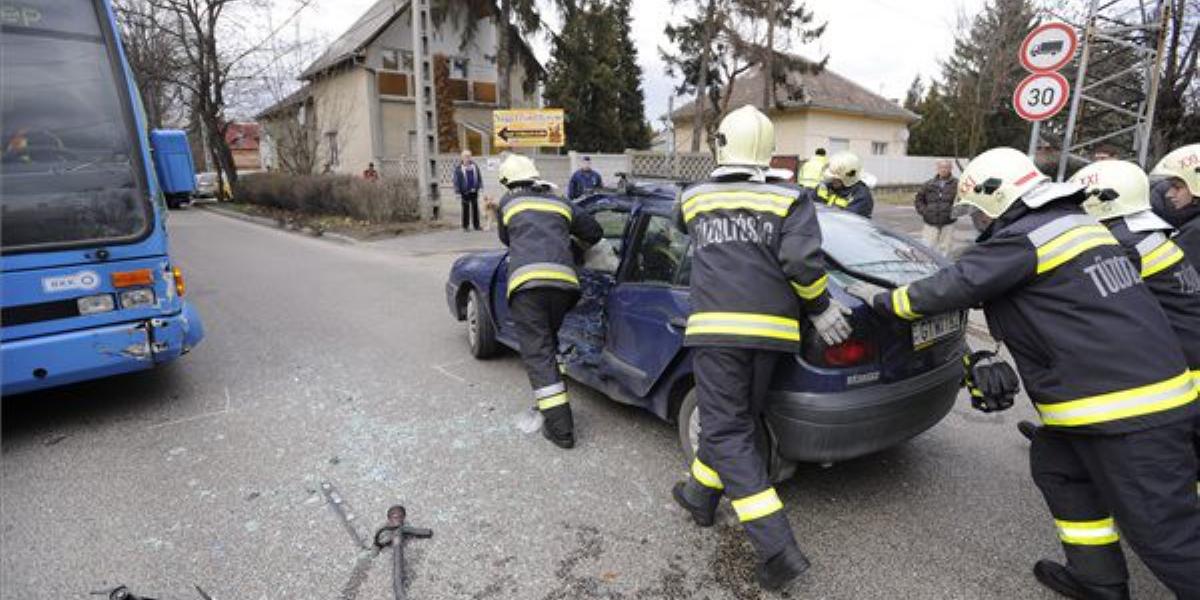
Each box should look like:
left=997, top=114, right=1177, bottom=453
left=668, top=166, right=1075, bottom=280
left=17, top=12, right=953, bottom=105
left=119, top=288, right=156, bottom=309
left=77, top=294, right=115, bottom=315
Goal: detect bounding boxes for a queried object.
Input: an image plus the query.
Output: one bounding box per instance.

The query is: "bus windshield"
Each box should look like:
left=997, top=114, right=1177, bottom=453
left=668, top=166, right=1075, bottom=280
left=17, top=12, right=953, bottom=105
left=1, top=0, right=151, bottom=252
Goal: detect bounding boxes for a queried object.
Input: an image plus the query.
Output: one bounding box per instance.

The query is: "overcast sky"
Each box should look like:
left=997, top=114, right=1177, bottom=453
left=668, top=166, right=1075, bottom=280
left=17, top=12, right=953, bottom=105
left=275, top=0, right=990, bottom=124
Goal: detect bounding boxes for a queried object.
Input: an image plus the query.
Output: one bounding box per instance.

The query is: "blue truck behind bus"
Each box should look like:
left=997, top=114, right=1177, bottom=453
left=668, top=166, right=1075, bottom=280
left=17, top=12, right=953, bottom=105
left=149, top=129, right=196, bottom=209
left=1, top=0, right=204, bottom=396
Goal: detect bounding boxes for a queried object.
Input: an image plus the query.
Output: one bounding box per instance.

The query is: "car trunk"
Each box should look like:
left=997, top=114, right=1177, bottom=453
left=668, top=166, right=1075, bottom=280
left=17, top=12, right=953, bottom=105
left=816, top=209, right=968, bottom=384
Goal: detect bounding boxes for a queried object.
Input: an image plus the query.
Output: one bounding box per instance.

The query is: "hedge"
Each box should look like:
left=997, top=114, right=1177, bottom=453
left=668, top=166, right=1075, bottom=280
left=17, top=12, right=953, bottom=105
left=233, top=173, right=421, bottom=223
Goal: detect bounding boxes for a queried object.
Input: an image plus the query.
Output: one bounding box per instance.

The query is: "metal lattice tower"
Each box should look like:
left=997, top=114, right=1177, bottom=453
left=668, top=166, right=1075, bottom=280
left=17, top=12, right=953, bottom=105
left=1055, top=0, right=1171, bottom=179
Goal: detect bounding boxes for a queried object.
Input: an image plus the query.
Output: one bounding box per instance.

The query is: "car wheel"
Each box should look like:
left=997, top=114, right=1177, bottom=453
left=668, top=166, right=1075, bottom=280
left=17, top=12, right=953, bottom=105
left=676, top=387, right=794, bottom=483
left=466, top=287, right=498, bottom=359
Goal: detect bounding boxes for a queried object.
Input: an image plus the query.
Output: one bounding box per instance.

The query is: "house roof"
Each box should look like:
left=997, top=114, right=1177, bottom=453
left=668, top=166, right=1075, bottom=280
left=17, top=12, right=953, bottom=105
left=224, top=122, right=260, bottom=150
left=256, top=83, right=313, bottom=121
left=670, top=63, right=919, bottom=124
left=299, top=0, right=545, bottom=80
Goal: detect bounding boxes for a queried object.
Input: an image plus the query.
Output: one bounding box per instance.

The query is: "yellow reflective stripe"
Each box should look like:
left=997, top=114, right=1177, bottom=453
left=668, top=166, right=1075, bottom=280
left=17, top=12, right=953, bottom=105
left=891, top=286, right=921, bottom=321
left=1055, top=518, right=1119, bottom=546
left=791, top=275, right=828, bottom=300
left=1035, top=225, right=1120, bottom=274
left=1140, top=240, right=1185, bottom=278
left=685, top=312, right=801, bottom=342
left=507, top=270, right=579, bottom=296
left=502, top=200, right=572, bottom=225
left=1036, top=371, right=1197, bottom=427
left=691, top=459, right=723, bottom=490
left=731, top=488, right=784, bottom=522
left=681, top=191, right=793, bottom=222
left=537, top=392, right=568, bottom=410
left=817, top=187, right=849, bottom=208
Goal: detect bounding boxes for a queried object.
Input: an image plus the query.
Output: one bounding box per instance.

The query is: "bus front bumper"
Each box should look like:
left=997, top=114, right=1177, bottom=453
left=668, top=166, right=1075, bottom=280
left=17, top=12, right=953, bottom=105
left=1, top=302, right=204, bottom=397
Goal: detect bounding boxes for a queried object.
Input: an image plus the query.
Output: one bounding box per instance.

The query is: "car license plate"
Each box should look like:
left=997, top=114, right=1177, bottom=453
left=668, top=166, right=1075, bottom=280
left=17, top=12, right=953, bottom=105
left=911, top=313, right=963, bottom=349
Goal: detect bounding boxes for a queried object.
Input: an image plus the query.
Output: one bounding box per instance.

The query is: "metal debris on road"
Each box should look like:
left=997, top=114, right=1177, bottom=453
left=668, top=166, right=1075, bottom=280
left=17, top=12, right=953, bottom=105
left=372, top=504, right=433, bottom=600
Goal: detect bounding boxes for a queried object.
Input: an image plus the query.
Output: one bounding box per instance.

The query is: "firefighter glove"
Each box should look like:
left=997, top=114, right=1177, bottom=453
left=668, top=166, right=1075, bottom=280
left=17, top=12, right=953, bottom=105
left=812, top=299, right=853, bottom=346
left=962, top=350, right=1019, bottom=413
left=845, top=281, right=888, bottom=307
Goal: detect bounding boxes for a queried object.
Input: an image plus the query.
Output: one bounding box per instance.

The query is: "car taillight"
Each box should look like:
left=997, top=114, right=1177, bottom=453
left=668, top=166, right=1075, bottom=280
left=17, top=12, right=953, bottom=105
left=822, top=339, right=877, bottom=367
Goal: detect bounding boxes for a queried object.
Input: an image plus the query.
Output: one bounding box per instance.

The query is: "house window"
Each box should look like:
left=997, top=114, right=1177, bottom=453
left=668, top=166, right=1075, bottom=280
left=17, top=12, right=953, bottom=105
left=829, top=138, right=850, bottom=153
left=448, top=79, right=470, bottom=101
left=473, top=81, right=497, bottom=104
left=872, top=142, right=888, bottom=155
left=451, top=57, right=469, bottom=78
left=325, top=131, right=339, bottom=167
left=381, top=48, right=412, bottom=72
left=378, top=72, right=409, bottom=96
left=461, top=124, right=485, bottom=156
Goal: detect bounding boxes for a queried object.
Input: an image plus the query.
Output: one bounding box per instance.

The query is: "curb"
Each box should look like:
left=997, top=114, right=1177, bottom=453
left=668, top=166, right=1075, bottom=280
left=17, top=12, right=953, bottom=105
left=197, top=204, right=358, bottom=245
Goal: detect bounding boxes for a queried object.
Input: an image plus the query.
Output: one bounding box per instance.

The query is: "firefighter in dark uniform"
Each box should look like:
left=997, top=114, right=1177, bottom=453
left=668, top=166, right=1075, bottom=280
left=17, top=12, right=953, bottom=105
left=815, top=151, right=874, bottom=218
left=496, top=154, right=602, bottom=449
left=670, top=106, right=853, bottom=592
left=1150, top=145, right=1200, bottom=276
left=1072, top=160, right=1200, bottom=389
left=849, top=147, right=1200, bottom=599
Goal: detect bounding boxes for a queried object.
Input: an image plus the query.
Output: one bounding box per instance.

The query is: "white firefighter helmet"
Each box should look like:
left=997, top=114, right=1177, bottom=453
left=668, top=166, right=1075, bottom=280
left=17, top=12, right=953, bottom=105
left=823, top=151, right=865, bottom=187
left=498, top=153, right=540, bottom=188
left=715, top=105, right=775, bottom=168
left=1071, top=160, right=1151, bottom=221
left=1150, top=144, right=1200, bottom=196
left=956, top=147, right=1050, bottom=218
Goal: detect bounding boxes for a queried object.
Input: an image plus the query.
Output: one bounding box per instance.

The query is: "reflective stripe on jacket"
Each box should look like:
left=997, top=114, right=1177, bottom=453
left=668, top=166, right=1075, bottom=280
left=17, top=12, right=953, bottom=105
left=874, top=200, right=1196, bottom=434
left=1107, top=218, right=1200, bottom=375
left=497, top=189, right=602, bottom=298
left=677, top=177, right=832, bottom=352
left=816, top=182, right=874, bottom=218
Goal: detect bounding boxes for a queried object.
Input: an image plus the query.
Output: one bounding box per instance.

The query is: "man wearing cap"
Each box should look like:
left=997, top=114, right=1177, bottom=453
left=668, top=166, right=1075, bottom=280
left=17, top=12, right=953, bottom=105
left=568, top=156, right=604, bottom=200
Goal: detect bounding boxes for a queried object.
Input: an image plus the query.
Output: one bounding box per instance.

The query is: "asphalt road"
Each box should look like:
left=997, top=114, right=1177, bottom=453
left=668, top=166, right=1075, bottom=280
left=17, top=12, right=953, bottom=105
left=1, top=208, right=1173, bottom=599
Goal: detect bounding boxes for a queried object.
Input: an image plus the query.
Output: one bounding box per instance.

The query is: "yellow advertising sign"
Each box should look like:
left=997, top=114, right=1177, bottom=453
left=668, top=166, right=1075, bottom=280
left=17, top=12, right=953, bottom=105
left=493, top=109, right=565, bottom=148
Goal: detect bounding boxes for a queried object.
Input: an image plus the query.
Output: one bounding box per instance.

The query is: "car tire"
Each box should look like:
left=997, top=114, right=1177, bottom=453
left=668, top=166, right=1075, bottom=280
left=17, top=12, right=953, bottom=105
left=466, top=287, right=498, bottom=359
left=676, top=387, right=795, bottom=483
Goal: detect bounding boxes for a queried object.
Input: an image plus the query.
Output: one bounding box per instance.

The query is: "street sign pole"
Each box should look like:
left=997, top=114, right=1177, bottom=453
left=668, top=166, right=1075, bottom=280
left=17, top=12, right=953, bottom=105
left=1027, top=121, right=1041, bottom=160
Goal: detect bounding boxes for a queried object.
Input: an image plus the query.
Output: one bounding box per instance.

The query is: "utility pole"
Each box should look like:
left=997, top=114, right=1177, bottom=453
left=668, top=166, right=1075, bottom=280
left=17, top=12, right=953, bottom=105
left=1056, top=0, right=1170, bottom=179
left=411, top=0, right=440, bottom=219
left=762, top=0, right=776, bottom=110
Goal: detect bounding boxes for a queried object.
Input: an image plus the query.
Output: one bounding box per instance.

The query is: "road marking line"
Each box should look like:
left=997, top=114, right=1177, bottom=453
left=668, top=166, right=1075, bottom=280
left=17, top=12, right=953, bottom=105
left=145, top=387, right=234, bottom=431
left=432, top=362, right=468, bottom=384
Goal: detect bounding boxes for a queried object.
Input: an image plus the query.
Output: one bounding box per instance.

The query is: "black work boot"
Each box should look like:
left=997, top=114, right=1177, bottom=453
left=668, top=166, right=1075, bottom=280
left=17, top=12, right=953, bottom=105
left=757, top=544, right=811, bottom=592
left=540, top=405, right=575, bottom=449
left=672, top=481, right=720, bottom=527
left=1033, top=560, right=1130, bottom=600
left=1018, top=420, right=1040, bottom=441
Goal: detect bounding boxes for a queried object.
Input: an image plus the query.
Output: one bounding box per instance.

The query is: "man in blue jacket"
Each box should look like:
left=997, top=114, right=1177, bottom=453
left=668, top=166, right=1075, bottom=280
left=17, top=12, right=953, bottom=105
left=567, top=156, right=603, bottom=200
left=453, top=150, right=483, bottom=231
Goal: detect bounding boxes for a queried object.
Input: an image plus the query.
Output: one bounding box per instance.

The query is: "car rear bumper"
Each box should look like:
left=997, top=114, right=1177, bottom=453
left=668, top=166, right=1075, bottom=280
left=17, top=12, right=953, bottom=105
left=765, top=357, right=961, bottom=463
left=1, top=302, right=204, bottom=396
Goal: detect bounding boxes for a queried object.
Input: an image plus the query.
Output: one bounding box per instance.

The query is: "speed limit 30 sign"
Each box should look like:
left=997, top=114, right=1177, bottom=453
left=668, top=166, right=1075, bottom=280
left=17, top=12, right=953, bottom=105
left=1013, top=72, right=1070, bottom=122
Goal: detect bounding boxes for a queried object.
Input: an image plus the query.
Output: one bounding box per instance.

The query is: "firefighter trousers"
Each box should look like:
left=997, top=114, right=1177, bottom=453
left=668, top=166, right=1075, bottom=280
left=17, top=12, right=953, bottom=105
left=689, top=347, right=797, bottom=560
left=1030, top=419, right=1200, bottom=598
left=509, top=287, right=579, bottom=432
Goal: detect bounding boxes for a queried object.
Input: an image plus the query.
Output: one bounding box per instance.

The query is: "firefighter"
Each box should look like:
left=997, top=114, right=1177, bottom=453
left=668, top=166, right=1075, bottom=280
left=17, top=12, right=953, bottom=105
left=1071, top=160, right=1200, bottom=383
left=670, top=105, right=853, bottom=592
left=815, top=151, right=874, bottom=217
left=797, top=147, right=827, bottom=188
left=1149, top=144, right=1200, bottom=267
left=849, top=147, right=1200, bottom=599
left=496, top=154, right=602, bottom=449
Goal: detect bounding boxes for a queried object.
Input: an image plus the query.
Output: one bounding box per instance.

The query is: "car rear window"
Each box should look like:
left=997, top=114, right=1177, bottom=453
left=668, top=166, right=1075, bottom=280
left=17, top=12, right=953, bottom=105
left=817, top=209, right=943, bottom=285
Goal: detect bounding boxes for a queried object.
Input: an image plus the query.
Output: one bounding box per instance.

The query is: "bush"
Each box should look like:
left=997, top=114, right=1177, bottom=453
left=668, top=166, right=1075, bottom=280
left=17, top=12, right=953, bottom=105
left=233, top=173, right=420, bottom=223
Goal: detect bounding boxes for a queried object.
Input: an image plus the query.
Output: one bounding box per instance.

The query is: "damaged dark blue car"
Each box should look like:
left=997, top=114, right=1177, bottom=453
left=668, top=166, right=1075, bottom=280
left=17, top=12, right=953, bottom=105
left=447, top=182, right=967, bottom=479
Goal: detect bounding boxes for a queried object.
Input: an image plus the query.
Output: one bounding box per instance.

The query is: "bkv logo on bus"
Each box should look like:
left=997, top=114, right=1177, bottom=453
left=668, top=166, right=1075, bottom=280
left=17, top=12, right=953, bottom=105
left=42, top=270, right=101, bottom=294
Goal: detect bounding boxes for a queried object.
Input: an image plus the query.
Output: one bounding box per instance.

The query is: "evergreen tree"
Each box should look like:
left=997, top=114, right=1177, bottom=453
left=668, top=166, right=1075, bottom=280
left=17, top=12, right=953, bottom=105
left=613, top=0, right=652, bottom=150
left=544, top=0, right=649, bottom=152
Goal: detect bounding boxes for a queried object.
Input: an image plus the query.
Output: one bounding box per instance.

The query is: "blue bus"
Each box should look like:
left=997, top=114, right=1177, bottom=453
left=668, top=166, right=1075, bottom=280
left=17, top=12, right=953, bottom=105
left=1, top=0, right=204, bottom=396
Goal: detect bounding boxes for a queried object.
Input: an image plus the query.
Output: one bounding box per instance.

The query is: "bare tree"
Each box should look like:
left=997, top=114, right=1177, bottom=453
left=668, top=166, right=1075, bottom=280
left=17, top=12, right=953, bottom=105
left=115, top=0, right=186, bottom=129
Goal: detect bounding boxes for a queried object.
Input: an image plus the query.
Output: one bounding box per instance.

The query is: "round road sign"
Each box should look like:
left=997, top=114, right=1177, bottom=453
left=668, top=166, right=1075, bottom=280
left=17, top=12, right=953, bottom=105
left=1013, top=72, right=1070, bottom=121
left=1019, top=22, right=1078, bottom=73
